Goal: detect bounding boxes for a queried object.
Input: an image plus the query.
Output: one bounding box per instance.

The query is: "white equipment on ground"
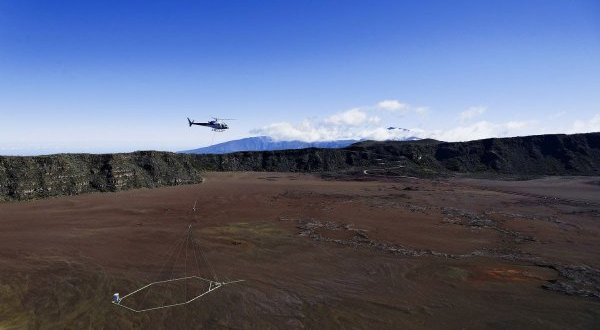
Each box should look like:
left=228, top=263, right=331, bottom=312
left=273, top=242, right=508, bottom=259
left=112, top=206, right=244, bottom=313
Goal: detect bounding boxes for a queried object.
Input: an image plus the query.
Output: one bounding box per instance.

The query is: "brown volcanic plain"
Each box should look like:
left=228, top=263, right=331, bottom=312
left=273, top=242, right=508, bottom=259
left=0, top=172, right=599, bottom=329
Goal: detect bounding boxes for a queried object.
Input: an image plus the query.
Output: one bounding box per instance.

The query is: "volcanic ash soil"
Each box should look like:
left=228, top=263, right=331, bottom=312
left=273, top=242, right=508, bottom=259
left=0, top=172, right=599, bottom=329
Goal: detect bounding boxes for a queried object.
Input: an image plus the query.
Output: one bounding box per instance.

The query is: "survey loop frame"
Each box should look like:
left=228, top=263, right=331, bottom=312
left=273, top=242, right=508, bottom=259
left=112, top=215, right=244, bottom=313
left=113, top=276, right=243, bottom=313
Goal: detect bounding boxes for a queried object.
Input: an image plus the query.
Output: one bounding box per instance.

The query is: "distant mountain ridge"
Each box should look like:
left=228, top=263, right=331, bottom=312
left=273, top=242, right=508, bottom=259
left=2, top=132, right=599, bottom=202
left=181, top=136, right=359, bottom=154
left=181, top=134, right=421, bottom=154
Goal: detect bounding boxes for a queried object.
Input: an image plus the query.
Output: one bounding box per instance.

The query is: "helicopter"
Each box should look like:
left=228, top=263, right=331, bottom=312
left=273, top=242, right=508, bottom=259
left=187, top=117, right=233, bottom=132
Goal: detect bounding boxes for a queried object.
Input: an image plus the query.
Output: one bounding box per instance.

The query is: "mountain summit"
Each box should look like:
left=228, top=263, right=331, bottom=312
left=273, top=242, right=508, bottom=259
left=180, top=136, right=359, bottom=154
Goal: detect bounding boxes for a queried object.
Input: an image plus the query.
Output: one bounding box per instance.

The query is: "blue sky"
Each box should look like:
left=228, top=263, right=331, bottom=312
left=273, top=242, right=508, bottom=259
left=1, top=0, right=599, bottom=155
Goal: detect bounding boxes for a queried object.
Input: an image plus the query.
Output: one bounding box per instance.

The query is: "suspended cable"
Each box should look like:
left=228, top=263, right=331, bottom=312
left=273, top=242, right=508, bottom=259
left=113, top=202, right=244, bottom=313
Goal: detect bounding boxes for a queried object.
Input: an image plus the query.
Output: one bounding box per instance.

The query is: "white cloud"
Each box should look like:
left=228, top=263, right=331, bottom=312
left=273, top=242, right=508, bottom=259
left=252, top=121, right=344, bottom=142
left=460, top=106, right=486, bottom=123
left=251, top=100, right=599, bottom=144
left=569, top=114, right=600, bottom=134
left=368, top=115, right=381, bottom=124
left=252, top=100, right=422, bottom=141
left=377, top=99, right=408, bottom=112
left=257, top=117, right=536, bottom=143
left=251, top=121, right=420, bottom=142
left=506, top=121, right=528, bottom=129
left=424, top=120, right=532, bottom=142
left=326, top=108, right=368, bottom=126
left=433, top=114, right=599, bottom=141
left=250, top=100, right=435, bottom=142
left=371, top=99, right=427, bottom=116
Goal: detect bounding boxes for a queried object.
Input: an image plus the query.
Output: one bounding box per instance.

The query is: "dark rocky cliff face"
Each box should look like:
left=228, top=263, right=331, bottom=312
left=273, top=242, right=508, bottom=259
left=0, top=151, right=203, bottom=201
left=193, top=133, right=600, bottom=176
left=1, top=133, right=599, bottom=201
left=431, top=133, right=600, bottom=175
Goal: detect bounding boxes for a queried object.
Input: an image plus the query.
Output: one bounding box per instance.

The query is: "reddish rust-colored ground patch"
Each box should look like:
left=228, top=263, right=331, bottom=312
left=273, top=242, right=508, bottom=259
left=470, top=266, right=554, bottom=282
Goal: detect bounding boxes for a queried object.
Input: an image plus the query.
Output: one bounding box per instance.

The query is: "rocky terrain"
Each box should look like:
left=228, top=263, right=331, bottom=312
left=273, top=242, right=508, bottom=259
left=0, top=151, right=203, bottom=201
left=1, top=132, right=599, bottom=201
left=194, top=132, right=600, bottom=175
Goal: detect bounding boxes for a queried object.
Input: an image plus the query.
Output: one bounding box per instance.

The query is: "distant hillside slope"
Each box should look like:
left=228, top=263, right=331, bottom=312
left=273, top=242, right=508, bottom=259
left=181, top=136, right=358, bottom=154
left=347, top=133, right=600, bottom=176
left=1, top=133, right=599, bottom=201
left=192, top=133, right=600, bottom=176
left=433, top=133, right=600, bottom=174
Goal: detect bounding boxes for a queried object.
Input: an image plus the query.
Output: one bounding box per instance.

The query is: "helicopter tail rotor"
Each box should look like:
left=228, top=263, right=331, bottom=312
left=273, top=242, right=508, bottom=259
left=187, top=117, right=194, bottom=127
